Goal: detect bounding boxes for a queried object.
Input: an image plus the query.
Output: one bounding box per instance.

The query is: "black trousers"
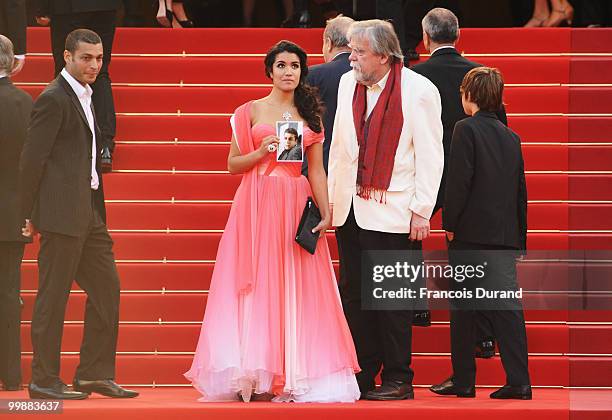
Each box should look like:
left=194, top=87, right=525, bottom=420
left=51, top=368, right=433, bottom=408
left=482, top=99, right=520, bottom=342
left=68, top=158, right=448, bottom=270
left=448, top=239, right=530, bottom=387
left=30, top=204, right=120, bottom=387
left=336, top=206, right=416, bottom=392
left=0, top=242, right=25, bottom=387
left=50, top=11, right=117, bottom=151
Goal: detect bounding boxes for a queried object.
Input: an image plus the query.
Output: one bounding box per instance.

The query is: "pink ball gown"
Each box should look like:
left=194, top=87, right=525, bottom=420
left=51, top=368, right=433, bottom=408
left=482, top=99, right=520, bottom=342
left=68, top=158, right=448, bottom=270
left=184, top=101, right=360, bottom=402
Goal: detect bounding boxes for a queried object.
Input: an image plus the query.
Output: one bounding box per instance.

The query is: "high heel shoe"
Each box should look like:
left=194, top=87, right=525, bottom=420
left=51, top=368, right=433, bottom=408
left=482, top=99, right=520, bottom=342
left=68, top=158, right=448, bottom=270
left=545, top=6, right=574, bottom=27
left=171, top=17, right=194, bottom=28
left=156, top=0, right=173, bottom=27
left=524, top=15, right=546, bottom=27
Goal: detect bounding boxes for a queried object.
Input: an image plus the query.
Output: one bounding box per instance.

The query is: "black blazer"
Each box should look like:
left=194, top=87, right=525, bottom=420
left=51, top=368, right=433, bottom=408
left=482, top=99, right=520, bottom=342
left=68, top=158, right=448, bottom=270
left=20, top=75, right=106, bottom=237
left=305, top=52, right=351, bottom=173
left=0, top=78, right=32, bottom=242
left=443, top=112, right=527, bottom=250
left=0, top=0, right=27, bottom=55
left=411, top=47, right=507, bottom=211
left=37, top=0, right=120, bottom=16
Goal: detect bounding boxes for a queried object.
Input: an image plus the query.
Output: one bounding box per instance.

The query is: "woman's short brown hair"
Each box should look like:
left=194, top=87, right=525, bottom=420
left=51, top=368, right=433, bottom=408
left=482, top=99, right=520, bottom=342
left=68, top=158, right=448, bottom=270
left=460, top=67, right=504, bottom=112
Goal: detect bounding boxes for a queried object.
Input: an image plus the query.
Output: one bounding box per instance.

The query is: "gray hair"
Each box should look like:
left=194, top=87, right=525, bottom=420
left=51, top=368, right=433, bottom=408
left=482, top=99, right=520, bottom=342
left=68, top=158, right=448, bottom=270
left=0, top=35, right=15, bottom=75
left=323, top=15, right=354, bottom=49
left=422, top=8, right=459, bottom=44
left=348, top=19, right=403, bottom=61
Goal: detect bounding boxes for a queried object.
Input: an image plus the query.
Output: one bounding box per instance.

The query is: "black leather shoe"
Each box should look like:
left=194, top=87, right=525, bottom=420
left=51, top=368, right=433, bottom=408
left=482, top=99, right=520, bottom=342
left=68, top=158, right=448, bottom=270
left=101, top=147, right=113, bottom=173
left=490, top=385, right=532, bottom=400
left=73, top=379, right=139, bottom=398
left=413, top=310, right=431, bottom=327
left=475, top=338, right=496, bottom=359
left=365, top=381, right=414, bottom=400
left=28, top=382, right=88, bottom=400
left=3, top=383, right=21, bottom=391
left=430, top=377, right=475, bottom=398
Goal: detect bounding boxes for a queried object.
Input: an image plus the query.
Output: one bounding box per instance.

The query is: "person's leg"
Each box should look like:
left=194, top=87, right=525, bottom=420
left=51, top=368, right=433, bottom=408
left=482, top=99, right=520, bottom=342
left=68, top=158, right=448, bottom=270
left=73, top=209, right=120, bottom=381
left=336, top=206, right=382, bottom=393
left=525, top=0, right=550, bottom=26
left=82, top=11, right=117, bottom=155
left=358, top=228, right=417, bottom=387
left=49, top=14, right=77, bottom=76
left=403, top=0, right=434, bottom=60
left=0, top=243, right=25, bottom=388
left=376, top=0, right=407, bottom=57
left=242, top=0, right=256, bottom=26
left=31, top=232, right=84, bottom=387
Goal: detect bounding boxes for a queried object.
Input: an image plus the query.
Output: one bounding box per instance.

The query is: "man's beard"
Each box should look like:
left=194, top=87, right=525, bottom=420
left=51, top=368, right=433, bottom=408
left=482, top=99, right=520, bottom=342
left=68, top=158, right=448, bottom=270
left=352, top=64, right=376, bottom=85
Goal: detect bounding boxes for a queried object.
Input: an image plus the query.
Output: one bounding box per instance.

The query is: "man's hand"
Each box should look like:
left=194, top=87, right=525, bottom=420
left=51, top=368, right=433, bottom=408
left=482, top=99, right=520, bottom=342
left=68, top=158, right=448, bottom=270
left=11, top=57, right=25, bottom=76
left=36, top=16, right=51, bottom=26
left=22, top=219, right=38, bottom=238
left=410, top=212, right=430, bottom=241
left=445, top=231, right=454, bottom=242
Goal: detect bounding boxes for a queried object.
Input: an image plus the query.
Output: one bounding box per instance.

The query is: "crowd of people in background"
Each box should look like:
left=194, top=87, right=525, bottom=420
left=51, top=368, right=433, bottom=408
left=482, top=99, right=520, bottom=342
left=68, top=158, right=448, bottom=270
left=19, top=0, right=612, bottom=29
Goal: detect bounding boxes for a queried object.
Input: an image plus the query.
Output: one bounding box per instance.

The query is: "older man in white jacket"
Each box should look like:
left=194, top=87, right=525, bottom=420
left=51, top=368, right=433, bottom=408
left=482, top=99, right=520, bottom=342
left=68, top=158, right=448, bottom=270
left=328, top=19, right=443, bottom=400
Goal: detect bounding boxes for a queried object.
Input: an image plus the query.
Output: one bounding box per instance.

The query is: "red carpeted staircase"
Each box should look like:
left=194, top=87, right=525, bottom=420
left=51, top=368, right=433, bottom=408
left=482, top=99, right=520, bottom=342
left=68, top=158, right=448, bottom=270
left=7, top=27, right=612, bottom=419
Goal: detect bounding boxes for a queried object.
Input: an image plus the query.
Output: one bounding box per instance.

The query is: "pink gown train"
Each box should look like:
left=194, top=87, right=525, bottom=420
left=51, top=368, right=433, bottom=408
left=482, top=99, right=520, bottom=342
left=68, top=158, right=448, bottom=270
left=184, top=101, right=361, bottom=402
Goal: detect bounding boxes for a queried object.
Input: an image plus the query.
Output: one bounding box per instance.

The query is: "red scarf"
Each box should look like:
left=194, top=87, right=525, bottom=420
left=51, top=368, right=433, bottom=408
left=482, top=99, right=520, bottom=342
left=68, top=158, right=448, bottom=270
left=352, top=58, right=404, bottom=202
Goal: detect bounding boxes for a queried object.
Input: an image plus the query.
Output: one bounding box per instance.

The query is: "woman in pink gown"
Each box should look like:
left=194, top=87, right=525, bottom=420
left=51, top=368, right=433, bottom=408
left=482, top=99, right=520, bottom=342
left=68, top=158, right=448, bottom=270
left=184, top=41, right=360, bottom=403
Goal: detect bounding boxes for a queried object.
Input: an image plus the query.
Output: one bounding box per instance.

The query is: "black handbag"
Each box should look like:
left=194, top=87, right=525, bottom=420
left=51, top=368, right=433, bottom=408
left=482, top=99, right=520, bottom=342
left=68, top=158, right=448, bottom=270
left=295, top=197, right=322, bottom=255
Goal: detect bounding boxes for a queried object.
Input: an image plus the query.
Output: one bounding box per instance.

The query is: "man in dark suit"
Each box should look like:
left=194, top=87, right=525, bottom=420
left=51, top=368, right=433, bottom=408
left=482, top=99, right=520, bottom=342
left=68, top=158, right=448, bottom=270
left=411, top=8, right=504, bottom=349
left=35, top=0, right=120, bottom=172
left=303, top=14, right=353, bottom=176
left=434, top=66, right=531, bottom=400
left=0, top=35, right=32, bottom=392
left=0, top=0, right=27, bottom=76
left=20, top=28, right=138, bottom=400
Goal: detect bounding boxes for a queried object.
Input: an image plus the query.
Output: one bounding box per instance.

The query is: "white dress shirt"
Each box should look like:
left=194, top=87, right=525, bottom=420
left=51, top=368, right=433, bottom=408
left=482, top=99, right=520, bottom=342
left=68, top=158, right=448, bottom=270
left=365, top=70, right=390, bottom=118
left=61, top=68, right=99, bottom=190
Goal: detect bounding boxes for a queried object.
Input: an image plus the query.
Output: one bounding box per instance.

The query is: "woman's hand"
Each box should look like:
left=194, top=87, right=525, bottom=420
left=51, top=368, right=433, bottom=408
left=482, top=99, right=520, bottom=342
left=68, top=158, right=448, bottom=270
left=257, top=135, right=280, bottom=159
left=312, top=216, right=331, bottom=238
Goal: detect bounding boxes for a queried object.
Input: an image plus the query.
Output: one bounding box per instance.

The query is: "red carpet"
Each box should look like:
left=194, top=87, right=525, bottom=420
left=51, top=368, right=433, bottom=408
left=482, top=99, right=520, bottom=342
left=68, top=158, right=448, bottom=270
left=4, top=388, right=602, bottom=420
left=11, top=26, right=612, bottom=418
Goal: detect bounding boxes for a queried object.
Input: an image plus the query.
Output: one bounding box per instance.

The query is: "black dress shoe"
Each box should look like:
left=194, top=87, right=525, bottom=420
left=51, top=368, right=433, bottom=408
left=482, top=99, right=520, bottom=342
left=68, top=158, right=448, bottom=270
left=101, top=147, right=113, bottom=173
left=490, top=385, right=532, bottom=400
left=28, top=382, right=88, bottom=400
left=413, top=310, right=431, bottom=327
left=430, top=377, right=475, bottom=398
left=475, top=338, right=496, bottom=359
left=73, top=379, right=139, bottom=398
left=365, top=381, right=414, bottom=400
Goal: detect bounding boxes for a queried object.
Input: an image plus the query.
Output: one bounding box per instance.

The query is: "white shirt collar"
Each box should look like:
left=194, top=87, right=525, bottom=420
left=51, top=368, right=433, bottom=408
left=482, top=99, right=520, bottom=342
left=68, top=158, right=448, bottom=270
left=331, top=51, right=350, bottom=61
left=368, top=69, right=391, bottom=91
left=61, top=68, right=93, bottom=100
left=431, top=45, right=456, bottom=55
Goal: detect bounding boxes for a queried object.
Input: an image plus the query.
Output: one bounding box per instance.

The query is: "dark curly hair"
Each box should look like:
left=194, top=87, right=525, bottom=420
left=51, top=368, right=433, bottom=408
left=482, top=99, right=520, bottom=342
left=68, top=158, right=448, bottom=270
left=264, top=40, right=323, bottom=133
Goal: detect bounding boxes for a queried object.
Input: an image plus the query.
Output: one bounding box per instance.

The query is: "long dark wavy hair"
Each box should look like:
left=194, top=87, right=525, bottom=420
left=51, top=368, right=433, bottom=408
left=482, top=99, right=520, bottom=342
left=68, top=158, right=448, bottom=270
left=264, top=40, right=323, bottom=133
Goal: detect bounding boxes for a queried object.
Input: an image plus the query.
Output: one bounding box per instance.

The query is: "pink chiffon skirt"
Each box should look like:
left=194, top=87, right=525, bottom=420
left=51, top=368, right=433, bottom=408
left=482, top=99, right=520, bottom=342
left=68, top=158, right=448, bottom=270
left=185, top=162, right=360, bottom=402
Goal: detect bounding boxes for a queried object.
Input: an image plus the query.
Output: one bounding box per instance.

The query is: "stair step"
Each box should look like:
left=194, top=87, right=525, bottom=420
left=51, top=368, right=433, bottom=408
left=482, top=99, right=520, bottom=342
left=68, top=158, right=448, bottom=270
left=13, top=56, right=580, bottom=85
left=20, top=85, right=574, bottom=114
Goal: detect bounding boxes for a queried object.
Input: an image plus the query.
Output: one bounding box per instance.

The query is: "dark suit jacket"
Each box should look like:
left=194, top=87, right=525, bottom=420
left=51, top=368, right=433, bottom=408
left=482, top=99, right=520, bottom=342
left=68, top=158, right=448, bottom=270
left=0, top=78, right=32, bottom=242
left=411, top=47, right=507, bottom=211
left=443, top=111, right=527, bottom=250
left=304, top=52, right=351, bottom=174
left=20, top=74, right=106, bottom=237
left=0, top=0, right=27, bottom=55
left=37, top=0, right=120, bottom=16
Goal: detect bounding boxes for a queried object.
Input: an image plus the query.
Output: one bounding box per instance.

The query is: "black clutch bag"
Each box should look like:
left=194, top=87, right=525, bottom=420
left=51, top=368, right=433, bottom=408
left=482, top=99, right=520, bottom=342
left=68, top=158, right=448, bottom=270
left=295, top=197, right=322, bottom=255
